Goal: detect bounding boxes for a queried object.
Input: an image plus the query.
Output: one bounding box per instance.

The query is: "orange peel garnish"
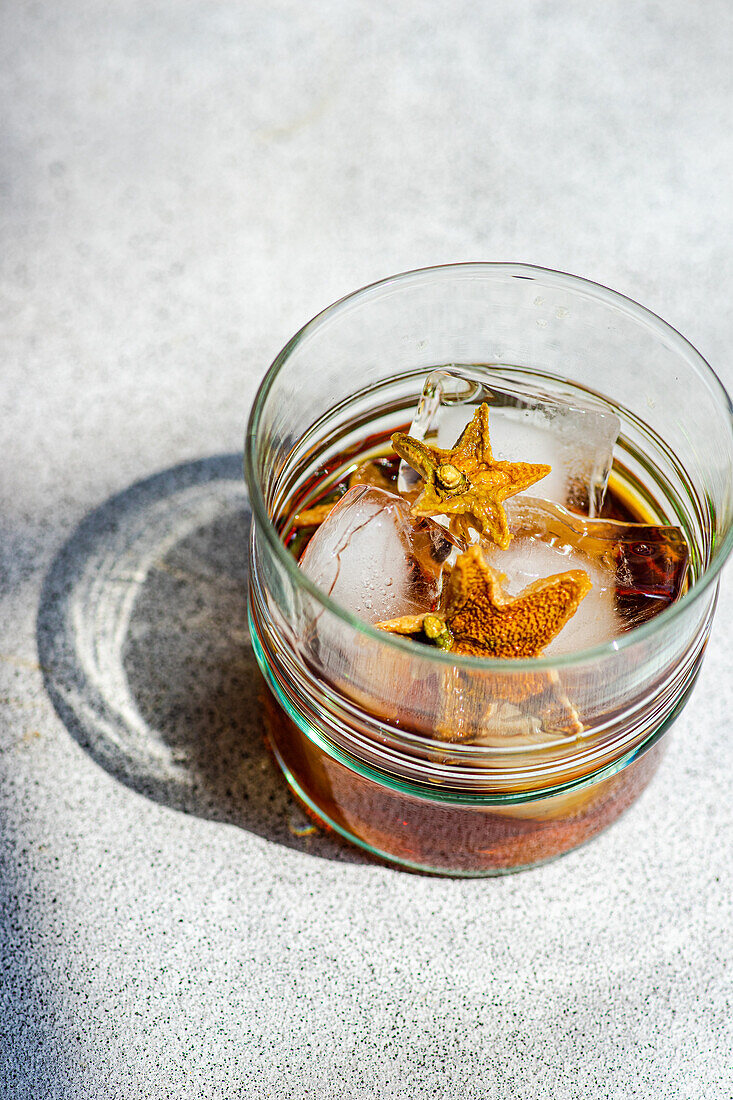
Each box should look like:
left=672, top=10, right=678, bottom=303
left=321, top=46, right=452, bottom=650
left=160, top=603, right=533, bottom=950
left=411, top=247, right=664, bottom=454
left=291, top=503, right=337, bottom=529
left=377, top=544, right=592, bottom=660
left=391, top=403, right=550, bottom=550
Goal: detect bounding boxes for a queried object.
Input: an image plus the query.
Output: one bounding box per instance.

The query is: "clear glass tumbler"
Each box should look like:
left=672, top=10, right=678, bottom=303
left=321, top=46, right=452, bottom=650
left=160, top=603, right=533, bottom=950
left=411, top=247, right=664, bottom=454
left=244, top=264, right=733, bottom=875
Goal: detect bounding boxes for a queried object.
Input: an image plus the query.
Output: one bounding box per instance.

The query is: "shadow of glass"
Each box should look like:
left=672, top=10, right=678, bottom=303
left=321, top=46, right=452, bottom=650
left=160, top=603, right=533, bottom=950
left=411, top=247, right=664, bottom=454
left=36, top=454, right=364, bottom=864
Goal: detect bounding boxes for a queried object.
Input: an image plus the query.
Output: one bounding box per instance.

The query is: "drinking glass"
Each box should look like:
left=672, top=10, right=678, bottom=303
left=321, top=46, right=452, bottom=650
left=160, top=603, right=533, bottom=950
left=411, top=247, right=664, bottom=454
left=244, top=263, right=733, bottom=875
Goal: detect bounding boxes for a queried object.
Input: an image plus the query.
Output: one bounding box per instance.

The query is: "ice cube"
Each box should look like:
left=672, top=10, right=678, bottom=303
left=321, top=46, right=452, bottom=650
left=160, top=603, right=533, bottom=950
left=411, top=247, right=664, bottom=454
left=494, top=496, right=689, bottom=645
left=299, top=484, right=461, bottom=623
left=398, top=367, right=620, bottom=515
left=482, top=528, right=619, bottom=657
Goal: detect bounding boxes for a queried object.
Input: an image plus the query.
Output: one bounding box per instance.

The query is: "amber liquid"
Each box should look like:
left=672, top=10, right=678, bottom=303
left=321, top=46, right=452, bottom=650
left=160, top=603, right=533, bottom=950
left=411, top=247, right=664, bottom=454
left=263, top=695, right=669, bottom=874
left=263, top=428, right=689, bottom=873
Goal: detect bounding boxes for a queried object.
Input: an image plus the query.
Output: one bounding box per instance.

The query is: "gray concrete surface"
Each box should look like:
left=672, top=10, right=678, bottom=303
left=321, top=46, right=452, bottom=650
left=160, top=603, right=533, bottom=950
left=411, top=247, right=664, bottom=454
left=1, top=2, right=732, bottom=1097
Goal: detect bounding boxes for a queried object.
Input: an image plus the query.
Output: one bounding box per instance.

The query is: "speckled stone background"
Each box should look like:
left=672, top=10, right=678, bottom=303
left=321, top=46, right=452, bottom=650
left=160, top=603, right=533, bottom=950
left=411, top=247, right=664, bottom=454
left=1, top=3, right=732, bottom=1098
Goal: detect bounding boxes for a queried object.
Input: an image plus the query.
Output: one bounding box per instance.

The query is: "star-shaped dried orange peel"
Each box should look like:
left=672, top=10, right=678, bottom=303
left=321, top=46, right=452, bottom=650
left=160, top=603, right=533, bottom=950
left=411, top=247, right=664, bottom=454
left=431, top=666, right=584, bottom=743
left=377, top=544, right=592, bottom=659
left=391, top=402, right=550, bottom=550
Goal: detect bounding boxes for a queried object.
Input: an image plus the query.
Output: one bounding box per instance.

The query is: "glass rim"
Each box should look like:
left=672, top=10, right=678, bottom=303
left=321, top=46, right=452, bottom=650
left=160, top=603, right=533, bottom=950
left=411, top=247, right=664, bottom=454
left=244, top=261, right=733, bottom=672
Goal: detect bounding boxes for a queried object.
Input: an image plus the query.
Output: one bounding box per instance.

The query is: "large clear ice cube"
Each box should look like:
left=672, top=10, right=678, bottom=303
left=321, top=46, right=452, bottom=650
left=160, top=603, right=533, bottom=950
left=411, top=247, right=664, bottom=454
left=398, top=367, right=620, bottom=515
left=482, top=523, right=620, bottom=657
left=499, top=496, right=689, bottom=636
left=299, top=484, right=461, bottom=623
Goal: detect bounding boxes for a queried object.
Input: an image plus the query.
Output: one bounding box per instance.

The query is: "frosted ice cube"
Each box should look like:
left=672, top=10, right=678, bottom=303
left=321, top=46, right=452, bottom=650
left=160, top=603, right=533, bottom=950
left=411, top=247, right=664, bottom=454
left=299, top=484, right=461, bottom=623
left=509, top=496, right=690, bottom=626
left=398, top=367, right=620, bottom=515
left=494, top=496, right=689, bottom=645
left=483, top=529, right=619, bottom=657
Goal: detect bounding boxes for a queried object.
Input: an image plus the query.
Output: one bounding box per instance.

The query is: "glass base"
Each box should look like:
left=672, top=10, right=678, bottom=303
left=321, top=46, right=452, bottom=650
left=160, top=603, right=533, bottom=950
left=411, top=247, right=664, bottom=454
left=262, top=690, right=668, bottom=876
left=268, top=735, right=590, bottom=877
